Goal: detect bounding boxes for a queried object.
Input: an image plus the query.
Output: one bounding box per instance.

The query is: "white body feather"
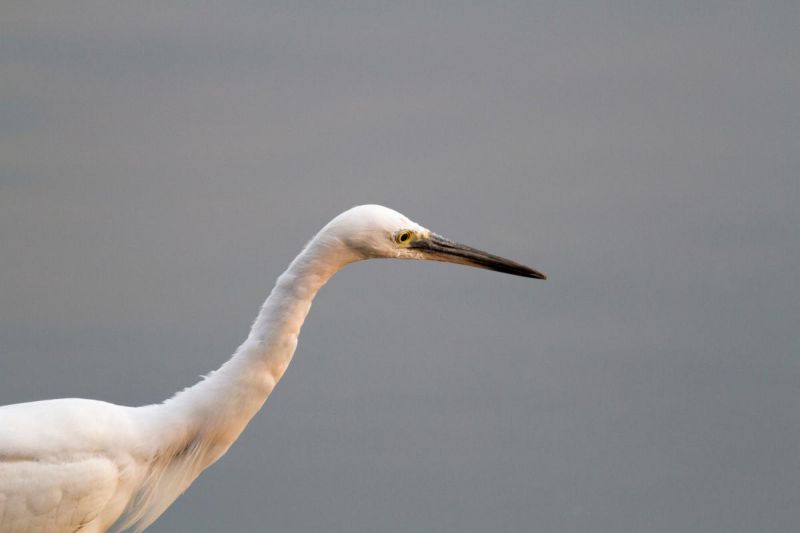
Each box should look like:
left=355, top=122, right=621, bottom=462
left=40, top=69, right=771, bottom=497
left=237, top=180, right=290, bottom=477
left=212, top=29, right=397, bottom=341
left=0, top=206, right=424, bottom=532
left=0, top=205, right=543, bottom=532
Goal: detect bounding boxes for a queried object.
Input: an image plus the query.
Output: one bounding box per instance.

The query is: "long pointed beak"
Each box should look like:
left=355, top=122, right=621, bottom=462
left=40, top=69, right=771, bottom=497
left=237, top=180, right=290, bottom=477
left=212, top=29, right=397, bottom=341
left=410, top=233, right=546, bottom=280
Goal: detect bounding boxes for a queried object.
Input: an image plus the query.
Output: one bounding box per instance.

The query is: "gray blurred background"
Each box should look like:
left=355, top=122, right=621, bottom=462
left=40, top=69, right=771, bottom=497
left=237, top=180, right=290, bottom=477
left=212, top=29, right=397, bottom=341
left=1, top=2, right=798, bottom=532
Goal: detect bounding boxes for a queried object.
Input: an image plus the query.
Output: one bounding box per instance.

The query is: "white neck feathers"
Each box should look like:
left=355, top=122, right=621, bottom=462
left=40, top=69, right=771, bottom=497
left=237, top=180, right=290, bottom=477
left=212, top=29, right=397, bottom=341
left=125, top=232, right=351, bottom=531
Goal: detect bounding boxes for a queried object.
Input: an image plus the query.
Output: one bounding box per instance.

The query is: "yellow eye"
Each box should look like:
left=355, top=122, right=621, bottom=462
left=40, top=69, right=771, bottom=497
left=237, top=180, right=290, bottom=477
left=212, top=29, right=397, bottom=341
left=395, top=230, right=413, bottom=244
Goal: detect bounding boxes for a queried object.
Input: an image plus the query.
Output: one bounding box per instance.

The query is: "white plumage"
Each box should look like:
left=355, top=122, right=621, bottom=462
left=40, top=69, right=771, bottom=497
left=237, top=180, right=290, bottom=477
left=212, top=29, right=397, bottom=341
left=0, top=205, right=544, bottom=532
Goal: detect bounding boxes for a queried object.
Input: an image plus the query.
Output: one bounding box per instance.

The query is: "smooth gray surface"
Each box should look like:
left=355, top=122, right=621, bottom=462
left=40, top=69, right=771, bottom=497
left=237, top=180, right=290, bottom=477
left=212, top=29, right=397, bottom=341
left=1, top=2, right=798, bottom=532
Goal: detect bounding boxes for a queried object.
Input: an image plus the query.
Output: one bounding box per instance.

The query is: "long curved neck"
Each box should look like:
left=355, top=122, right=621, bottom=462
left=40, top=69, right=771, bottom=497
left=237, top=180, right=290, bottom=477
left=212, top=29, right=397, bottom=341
left=152, top=234, right=352, bottom=458
left=125, top=235, right=353, bottom=530
left=244, top=236, right=346, bottom=385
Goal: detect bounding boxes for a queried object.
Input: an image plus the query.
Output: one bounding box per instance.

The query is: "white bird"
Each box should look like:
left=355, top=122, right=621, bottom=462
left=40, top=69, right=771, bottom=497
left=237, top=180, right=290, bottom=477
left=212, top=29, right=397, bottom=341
left=0, top=205, right=545, bottom=533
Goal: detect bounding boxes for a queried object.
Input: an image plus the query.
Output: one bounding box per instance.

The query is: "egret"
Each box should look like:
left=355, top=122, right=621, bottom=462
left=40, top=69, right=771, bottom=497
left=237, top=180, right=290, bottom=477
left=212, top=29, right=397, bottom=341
left=0, top=205, right=545, bottom=532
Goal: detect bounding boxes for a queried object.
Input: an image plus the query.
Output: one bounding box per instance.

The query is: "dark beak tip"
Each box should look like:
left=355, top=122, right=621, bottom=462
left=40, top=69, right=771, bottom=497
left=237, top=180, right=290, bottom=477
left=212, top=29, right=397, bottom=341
left=528, top=270, right=547, bottom=280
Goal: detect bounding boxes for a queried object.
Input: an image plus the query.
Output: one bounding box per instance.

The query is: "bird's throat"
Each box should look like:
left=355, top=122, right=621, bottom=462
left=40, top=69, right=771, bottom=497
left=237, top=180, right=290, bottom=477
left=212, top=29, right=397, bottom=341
left=152, top=235, right=349, bottom=476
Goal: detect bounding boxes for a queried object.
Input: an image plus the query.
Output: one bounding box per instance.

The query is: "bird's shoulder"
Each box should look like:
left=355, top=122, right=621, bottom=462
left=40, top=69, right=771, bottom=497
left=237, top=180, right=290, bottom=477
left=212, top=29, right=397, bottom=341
left=0, top=398, right=157, bottom=531
left=0, top=398, right=142, bottom=460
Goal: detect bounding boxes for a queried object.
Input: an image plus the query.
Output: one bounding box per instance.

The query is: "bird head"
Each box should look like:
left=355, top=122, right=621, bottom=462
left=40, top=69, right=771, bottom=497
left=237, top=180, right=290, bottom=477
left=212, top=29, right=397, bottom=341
left=318, top=205, right=546, bottom=279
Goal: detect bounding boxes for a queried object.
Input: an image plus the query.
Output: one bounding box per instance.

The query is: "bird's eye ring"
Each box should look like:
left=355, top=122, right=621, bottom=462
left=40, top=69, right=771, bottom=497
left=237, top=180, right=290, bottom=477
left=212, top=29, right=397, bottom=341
left=395, top=230, right=413, bottom=244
